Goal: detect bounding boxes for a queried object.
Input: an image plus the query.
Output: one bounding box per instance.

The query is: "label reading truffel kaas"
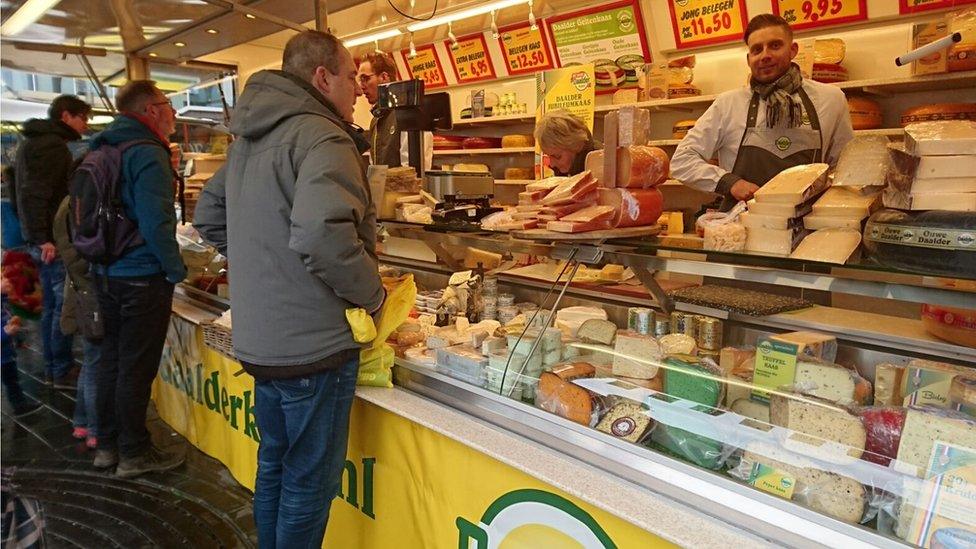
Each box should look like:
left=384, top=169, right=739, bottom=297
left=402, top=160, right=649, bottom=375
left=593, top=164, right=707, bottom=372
left=864, top=222, right=976, bottom=252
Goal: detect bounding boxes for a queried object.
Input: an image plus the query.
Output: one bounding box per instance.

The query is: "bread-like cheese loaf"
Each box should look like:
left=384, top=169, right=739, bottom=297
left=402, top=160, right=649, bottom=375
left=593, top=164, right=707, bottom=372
left=501, top=134, right=535, bottom=148
left=814, top=38, right=846, bottom=64
left=769, top=393, right=866, bottom=459
left=612, top=331, right=663, bottom=379
left=754, top=163, right=830, bottom=205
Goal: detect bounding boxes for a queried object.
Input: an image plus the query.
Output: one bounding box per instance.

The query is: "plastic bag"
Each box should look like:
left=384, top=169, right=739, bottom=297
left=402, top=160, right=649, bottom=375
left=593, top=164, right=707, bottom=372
left=345, top=308, right=377, bottom=343
left=857, top=406, right=907, bottom=467
left=698, top=201, right=747, bottom=251
left=357, top=274, right=417, bottom=387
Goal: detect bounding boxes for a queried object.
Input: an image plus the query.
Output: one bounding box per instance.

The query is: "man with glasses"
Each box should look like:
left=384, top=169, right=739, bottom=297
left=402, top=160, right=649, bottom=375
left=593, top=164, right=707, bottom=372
left=357, top=52, right=432, bottom=170
left=86, top=80, right=187, bottom=478
left=14, top=94, right=91, bottom=389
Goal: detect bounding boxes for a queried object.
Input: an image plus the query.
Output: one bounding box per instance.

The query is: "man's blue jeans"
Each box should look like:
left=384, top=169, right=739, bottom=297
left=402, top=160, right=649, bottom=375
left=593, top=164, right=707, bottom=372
left=253, top=357, right=359, bottom=549
left=30, top=248, right=73, bottom=379
left=73, top=339, right=101, bottom=435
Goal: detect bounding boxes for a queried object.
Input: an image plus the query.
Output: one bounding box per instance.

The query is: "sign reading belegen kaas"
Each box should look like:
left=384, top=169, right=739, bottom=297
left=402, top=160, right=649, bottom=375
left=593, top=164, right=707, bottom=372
left=497, top=22, right=554, bottom=76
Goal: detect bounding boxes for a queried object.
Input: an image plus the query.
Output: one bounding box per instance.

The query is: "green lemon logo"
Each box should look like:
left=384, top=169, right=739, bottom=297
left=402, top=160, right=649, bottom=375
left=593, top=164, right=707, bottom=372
left=617, top=10, right=634, bottom=32
left=776, top=136, right=792, bottom=151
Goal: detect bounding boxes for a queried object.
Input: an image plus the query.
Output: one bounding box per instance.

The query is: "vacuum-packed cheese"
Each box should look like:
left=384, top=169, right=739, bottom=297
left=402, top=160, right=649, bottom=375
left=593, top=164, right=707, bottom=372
left=905, top=120, right=976, bottom=156
left=812, top=187, right=881, bottom=218
left=833, top=136, right=890, bottom=189
left=793, top=360, right=858, bottom=403
left=754, top=163, right=830, bottom=205
left=617, top=146, right=670, bottom=188
left=895, top=407, right=976, bottom=477
left=790, top=228, right=861, bottom=264
left=864, top=209, right=976, bottom=277
left=598, top=188, right=664, bottom=228
left=769, top=394, right=866, bottom=459
left=745, top=226, right=808, bottom=255
left=596, top=402, right=653, bottom=443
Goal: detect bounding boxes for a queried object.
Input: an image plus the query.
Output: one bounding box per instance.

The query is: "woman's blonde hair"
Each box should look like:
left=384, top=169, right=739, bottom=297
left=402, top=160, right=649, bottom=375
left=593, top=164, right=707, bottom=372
left=534, top=110, right=592, bottom=152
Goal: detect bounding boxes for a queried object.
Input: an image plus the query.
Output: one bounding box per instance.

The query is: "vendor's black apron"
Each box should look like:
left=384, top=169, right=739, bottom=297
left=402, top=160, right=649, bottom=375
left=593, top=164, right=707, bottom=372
left=721, top=87, right=824, bottom=211
left=369, top=109, right=401, bottom=167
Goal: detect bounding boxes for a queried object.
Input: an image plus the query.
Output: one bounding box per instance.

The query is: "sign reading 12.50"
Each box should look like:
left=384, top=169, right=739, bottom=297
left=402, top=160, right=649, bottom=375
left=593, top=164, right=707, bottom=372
left=773, top=0, right=867, bottom=32
left=668, top=0, right=749, bottom=49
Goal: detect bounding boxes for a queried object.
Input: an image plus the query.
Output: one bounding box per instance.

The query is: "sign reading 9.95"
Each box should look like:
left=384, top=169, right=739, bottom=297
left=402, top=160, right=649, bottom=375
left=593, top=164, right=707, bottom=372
left=774, top=0, right=867, bottom=32
left=668, top=0, right=749, bottom=49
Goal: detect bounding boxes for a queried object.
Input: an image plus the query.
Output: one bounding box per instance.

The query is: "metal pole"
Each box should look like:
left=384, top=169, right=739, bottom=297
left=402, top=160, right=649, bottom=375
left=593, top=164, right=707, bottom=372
left=315, top=0, right=330, bottom=32
left=79, top=54, right=116, bottom=113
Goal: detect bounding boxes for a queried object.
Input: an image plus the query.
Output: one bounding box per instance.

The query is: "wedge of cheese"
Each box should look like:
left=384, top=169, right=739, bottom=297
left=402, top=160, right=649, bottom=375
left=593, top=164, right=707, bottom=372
left=744, top=226, right=808, bottom=255
left=746, top=198, right=815, bottom=218
left=770, top=332, right=838, bottom=362
left=894, top=407, right=976, bottom=478
left=739, top=211, right=803, bottom=230
left=793, top=360, right=857, bottom=403
left=811, top=187, right=881, bottom=218
left=803, top=215, right=863, bottom=230
left=731, top=398, right=770, bottom=423
left=790, top=228, right=862, bottom=265
left=769, top=393, right=866, bottom=459
left=833, top=136, right=889, bottom=189
left=611, top=331, right=663, bottom=379
left=754, top=163, right=830, bottom=205
left=905, top=120, right=976, bottom=156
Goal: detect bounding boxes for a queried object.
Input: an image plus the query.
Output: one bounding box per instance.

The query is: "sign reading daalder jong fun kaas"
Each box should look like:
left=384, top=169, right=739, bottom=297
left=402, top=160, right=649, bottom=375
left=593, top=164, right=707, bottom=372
left=152, top=317, right=675, bottom=548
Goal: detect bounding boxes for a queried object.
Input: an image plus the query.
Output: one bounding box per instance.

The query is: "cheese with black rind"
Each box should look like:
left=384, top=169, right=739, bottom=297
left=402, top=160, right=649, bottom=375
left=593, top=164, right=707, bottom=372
left=863, top=209, right=976, bottom=277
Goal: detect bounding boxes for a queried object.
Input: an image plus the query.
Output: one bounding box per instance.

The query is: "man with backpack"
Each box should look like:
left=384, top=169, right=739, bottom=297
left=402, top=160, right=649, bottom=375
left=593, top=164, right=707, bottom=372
left=83, top=80, right=187, bottom=478
left=14, top=95, right=91, bottom=389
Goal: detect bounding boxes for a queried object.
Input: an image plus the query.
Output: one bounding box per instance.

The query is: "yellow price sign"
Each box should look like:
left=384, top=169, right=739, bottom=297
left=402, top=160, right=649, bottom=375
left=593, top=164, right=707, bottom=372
left=447, top=34, right=496, bottom=84
left=774, top=0, right=867, bottom=32
left=497, top=22, right=555, bottom=76
left=404, top=44, right=448, bottom=89
left=668, top=0, right=748, bottom=49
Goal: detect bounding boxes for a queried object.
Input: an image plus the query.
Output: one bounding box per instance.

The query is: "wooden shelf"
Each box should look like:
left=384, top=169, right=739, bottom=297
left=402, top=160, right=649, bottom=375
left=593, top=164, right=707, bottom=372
left=433, top=147, right=535, bottom=155
left=494, top=179, right=533, bottom=186
left=452, top=113, right=534, bottom=126
left=835, top=70, right=976, bottom=95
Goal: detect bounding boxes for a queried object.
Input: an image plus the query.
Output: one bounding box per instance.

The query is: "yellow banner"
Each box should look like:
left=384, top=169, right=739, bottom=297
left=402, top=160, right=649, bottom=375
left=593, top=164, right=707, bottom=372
left=447, top=34, right=496, bottom=84
left=404, top=45, right=448, bottom=89
left=537, top=64, right=596, bottom=132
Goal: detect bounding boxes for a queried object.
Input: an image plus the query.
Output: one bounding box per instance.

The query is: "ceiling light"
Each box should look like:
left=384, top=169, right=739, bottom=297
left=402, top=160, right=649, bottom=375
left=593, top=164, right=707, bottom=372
left=408, top=35, right=417, bottom=59
left=344, top=28, right=402, bottom=48
left=406, top=0, right=527, bottom=32
left=0, top=0, right=62, bottom=36
left=529, top=0, right=537, bottom=31
left=149, top=52, right=158, bottom=57
left=174, top=41, right=186, bottom=47
left=206, top=28, right=218, bottom=34
left=490, top=11, right=499, bottom=40
left=244, top=13, right=256, bottom=19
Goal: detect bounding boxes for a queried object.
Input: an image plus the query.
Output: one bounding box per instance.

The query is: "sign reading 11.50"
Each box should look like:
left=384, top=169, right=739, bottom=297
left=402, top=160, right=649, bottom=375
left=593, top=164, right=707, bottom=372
left=668, top=0, right=748, bottom=49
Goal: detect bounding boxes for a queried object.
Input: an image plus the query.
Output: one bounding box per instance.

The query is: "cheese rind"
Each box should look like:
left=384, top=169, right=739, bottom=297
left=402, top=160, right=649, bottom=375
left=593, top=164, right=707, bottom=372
left=754, top=163, right=830, bottom=205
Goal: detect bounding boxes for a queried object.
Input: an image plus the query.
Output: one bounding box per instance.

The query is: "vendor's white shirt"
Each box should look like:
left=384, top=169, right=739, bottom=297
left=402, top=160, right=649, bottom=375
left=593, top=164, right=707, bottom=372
left=399, top=132, right=434, bottom=171
left=670, top=79, right=854, bottom=194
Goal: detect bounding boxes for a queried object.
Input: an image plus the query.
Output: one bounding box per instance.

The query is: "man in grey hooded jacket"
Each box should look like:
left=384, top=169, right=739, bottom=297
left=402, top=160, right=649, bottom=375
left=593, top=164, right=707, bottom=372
left=193, top=31, right=384, bottom=548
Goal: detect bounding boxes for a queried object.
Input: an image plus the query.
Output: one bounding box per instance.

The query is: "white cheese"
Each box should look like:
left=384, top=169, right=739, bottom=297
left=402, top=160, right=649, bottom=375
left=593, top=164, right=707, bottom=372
left=894, top=408, right=976, bottom=478
left=908, top=177, right=976, bottom=194
left=803, top=215, right=863, bottom=230
left=832, top=135, right=889, bottom=189
left=611, top=331, right=663, bottom=379
left=739, top=211, right=802, bottom=230
left=754, top=163, right=830, bottom=205
left=811, top=187, right=881, bottom=218
left=793, top=360, right=856, bottom=403
left=905, top=120, right=976, bottom=156
left=744, top=226, right=808, bottom=255
left=882, top=189, right=976, bottom=212
left=746, top=198, right=814, bottom=218
left=768, top=394, right=866, bottom=459
left=789, top=228, right=862, bottom=265
left=916, top=154, right=976, bottom=179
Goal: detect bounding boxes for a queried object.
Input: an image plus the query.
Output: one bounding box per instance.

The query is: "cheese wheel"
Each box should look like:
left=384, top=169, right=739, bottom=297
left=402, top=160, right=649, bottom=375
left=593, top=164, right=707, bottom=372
left=921, top=304, right=976, bottom=348
left=672, top=119, right=697, bottom=139
left=433, top=135, right=466, bottom=150
left=617, top=146, right=670, bottom=188
left=900, top=103, right=976, bottom=127
left=814, top=38, right=846, bottom=65
left=668, top=84, right=701, bottom=98
left=811, top=63, right=848, bottom=83
left=598, top=187, right=664, bottom=228
left=502, top=134, right=534, bottom=148
left=847, top=97, right=883, bottom=130
left=504, top=167, right=534, bottom=180
left=948, top=43, right=976, bottom=72
left=462, top=136, right=501, bottom=149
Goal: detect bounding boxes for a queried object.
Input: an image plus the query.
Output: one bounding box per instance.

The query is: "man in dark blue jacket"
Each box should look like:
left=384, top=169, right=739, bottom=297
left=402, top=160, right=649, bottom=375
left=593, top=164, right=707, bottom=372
left=88, top=80, right=187, bottom=478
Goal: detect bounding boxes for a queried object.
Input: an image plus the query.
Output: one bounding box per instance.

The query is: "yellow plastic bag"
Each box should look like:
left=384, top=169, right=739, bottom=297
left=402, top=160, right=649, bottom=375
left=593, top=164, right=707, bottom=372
left=345, top=308, right=377, bottom=343
left=357, top=273, right=417, bottom=387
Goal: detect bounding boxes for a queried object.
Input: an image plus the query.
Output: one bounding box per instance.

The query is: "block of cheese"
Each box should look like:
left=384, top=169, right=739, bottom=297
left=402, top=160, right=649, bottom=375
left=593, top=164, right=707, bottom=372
left=916, top=153, right=976, bottom=180
left=812, top=188, right=881, bottom=218
left=922, top=304, right=976, bottom=350
left=814, top=38, right=846, bottom=64
left=617, top=146, right=670, bottom=188
left=731, top=398, right=770, bottom=423
left=462, top=247, right=502, bottom=269
left=744, top=226, right=808, bottom=255
left=542, top=172, right=596, bottom=206
left=539, top=200, right=597, bottom=219
left=658, top=333, right=697, bottom=356
left=792, top=360, right=857, bottom=403
left=894, top=407, right=976, bottom=477
left=770, top=332, right=838, bottom=362
left=504, top=167, right=534, bottom=180
left=598, top=188, right=664, bottom=228
left=584, top=150, right=610, bottom=187
left=576, top=319, right=618, bottom=345
left=873, top=363, right=906, bottom=406
left=501, top=134, right=534, bottom=148
left=746, top=198, right=815, bottom=218
left=657, top=211, right=684, bottom=235
left=833, top=135, right=890, bottom=189
left=802, top=215, right=863, bottom=230
left=900, top=103, right=976, bottom=127
left=596, top=401, right=654, bottom=443
left=617, top=106, right=651, bottom=148
left=790, top=228, right=862, bottom=265
left=754, top=163, right=830, bottom=205
left=743, top=442, right=867, bottom=524
left=948, top=42, right=976, bottom=72
left=847, top=96, right=882, bottom=130
left=525, top=176, right=567, bottom=192
left=740, top=211, right=804, bottom=230
left=907, top=177, right=976, bottom=194
left=655, top=358, right=726, bottom=469
left=611, top=331, right=663, bottom=379
left=518, top=189, right=548, bottom=205
left=559, top=204, right=615, bottom=224
left=546, top=217, right=611, bottom=233
left=905, top=120, right=976, bottom=156
left=769, top=393, right=866, bottom=459
left=882, top=189, right=976, bottom=212
left=672, top=119, right=697, bottom=139
left=451, top=163, right=491, bottom=173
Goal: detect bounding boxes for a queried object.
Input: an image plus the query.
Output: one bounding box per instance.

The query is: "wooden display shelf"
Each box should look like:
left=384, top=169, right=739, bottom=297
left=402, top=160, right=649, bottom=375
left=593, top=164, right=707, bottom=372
left=452, top=113, right=535, bottom=126
left=649, top=128, right=904, bottom=147
left=433, top=147, right=535, bottom=155
left=494, top=179, right=534, bottom=186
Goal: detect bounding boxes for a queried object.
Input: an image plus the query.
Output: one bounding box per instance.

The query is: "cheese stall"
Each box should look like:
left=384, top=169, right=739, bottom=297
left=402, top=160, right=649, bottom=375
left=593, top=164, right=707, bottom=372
left=151, top=0, right=976, bottom=547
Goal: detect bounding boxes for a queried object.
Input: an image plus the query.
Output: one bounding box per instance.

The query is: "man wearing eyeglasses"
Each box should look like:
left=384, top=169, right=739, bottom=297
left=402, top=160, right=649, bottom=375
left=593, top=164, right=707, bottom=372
left=357, top=52, right=433, bottom=170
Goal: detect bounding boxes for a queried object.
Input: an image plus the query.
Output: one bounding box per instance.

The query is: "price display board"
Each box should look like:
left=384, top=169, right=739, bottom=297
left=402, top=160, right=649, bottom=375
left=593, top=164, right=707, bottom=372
left=404, top=44, right=448, bottom=89
left=497, top=22, right=555, bottom=76
left=668, top=0, right=749, bottom=49
left=900, top=0, right=976, bottom=14
left=774, top=0, right=867, bottom=31
left=447, top=33, right=496, bottom=84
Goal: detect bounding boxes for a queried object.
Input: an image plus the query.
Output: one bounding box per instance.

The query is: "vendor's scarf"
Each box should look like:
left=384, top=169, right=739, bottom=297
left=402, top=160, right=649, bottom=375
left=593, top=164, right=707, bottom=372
left=751, top=63, right=803, bottom=129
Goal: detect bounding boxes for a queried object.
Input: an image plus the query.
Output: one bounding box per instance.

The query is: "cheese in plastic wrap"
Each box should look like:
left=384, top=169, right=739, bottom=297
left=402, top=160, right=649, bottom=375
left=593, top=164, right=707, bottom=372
left=832, top=136, right=890, bottom=190
left=863, top=209, right=976, bottom=277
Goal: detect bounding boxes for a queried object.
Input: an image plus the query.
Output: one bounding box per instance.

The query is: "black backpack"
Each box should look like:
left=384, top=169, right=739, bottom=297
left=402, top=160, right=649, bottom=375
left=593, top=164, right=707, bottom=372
left=67, top=140, right=161, bottom=264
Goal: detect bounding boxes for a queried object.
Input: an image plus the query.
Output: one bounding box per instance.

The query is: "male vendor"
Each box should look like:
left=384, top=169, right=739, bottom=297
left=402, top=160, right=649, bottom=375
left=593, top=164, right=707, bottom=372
left=356, top=52, right=432, bottom=170
left=670, top=14, right=854, bottom=210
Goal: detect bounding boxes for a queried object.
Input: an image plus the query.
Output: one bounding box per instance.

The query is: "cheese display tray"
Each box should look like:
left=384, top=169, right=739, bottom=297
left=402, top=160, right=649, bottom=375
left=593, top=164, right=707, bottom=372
left=667, top=285, right=814, bottom=316
left=511, top=225, right=660, bottom=241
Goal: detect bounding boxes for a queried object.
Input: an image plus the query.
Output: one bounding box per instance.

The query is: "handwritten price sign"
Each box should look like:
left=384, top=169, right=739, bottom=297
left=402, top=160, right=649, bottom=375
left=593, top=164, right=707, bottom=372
left=404, top=44, right=447, bottom=89
left=668, top=0, right=748, bottom=49
left=774, top=0, right=867, bottom=32
left=447, top=34, right=496, bottom=84
left=497, top=22, right=554, bottom=75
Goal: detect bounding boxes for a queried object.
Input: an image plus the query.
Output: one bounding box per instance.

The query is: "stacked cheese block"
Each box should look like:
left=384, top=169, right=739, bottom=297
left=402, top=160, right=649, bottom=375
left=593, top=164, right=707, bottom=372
left=742, top=163, right=830, bottom=255
left=790, top=184, right=881, bottom=264
left=884, top=120, right=976, bottom=212
left=809, top=38, right=848, bottom=84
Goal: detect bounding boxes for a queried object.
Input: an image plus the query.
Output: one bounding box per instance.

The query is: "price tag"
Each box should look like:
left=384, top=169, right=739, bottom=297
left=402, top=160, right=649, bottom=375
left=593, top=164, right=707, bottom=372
left=668, top=0, right=748, bottom=49
left=447, top=34, right=496, bottom=84
left=900, top=0, right=976, bottom=14
left=497, top=22, right=554, bottom=76
left=750, top=337, right=799, bottom=402
left=404, top=45, right=447, bottom=89
left=774, top=0, right=867, bottom=32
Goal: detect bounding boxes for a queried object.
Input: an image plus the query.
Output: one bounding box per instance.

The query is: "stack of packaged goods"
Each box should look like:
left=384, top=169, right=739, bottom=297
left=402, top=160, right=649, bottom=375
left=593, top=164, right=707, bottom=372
left=808, top=38, right=849, bottom=83
left=741, top=163, right=830, bottom=255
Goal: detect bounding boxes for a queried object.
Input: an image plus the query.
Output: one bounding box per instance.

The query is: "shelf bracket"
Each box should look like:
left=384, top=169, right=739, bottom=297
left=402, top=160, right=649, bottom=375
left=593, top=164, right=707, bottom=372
left=551, top=244, right=603, bottom=264
left=859, top=86, right=892, bottom=97
left=631, top=266, right=674, bottom=314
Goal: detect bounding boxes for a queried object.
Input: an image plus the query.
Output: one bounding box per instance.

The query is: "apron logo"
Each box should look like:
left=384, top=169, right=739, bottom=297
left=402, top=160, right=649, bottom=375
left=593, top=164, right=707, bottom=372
left=775, top=136, right=792, bottom=151
left=802, top=113, right=810, bottom=126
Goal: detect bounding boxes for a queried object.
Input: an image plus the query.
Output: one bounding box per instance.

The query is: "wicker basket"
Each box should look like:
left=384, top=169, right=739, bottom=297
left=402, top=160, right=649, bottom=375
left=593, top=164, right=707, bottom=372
left=202, top=322, right=235, bottom=359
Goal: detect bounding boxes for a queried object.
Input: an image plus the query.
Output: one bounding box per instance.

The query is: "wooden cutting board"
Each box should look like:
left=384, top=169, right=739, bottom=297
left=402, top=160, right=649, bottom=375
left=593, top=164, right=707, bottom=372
left=511, top=225, right=660, bottom=241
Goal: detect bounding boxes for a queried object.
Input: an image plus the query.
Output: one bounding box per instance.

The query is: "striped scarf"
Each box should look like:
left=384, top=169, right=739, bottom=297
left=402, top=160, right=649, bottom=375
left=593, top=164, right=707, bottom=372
left=751, top=63, right=804, bottom=128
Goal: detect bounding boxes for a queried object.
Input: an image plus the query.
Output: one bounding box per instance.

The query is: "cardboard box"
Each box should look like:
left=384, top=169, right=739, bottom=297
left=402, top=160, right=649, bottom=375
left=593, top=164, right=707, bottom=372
left=911, top=21, right=949, bottom=76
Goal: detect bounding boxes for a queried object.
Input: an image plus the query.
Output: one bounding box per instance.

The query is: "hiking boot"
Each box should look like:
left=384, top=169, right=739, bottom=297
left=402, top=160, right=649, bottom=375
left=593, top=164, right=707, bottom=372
left=115, top=447, right=185, bottom=479
left=12, top=402, right=41, bottom=416
left=93, top=449, right=119, bottom=468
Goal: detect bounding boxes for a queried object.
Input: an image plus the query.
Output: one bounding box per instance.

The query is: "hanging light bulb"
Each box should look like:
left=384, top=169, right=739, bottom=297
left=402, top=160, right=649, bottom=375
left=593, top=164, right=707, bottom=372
left=448, top=21, right=458, bottom=47
left=490, top=10, right=499, bottom=40
left=408, top=34, right=417, bottom=58
left=529, top=0, right=538, bottom=31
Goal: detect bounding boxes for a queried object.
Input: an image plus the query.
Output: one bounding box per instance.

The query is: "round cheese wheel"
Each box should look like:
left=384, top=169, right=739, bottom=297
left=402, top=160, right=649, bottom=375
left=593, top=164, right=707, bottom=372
left=847, top=97, right=883, bottom=130
left=504, top=167, right=534, bottom=180
left=501, top=134, right=534, bottom=148
left=900, top=103, right=976, bottom=127
left=462, top=136, right=502, bottom=149
left=813, top=38, right=846, bottom=65
left=433, top=135, right=466, bottom=150
left=811, top=63, right=848, bottom=83
left=668, top=84, right=701, bottom=98
left=595, top=64, right=626, bottom=87
left=921, top=304, right=976, bottom=349
left=948, top=43, right=976, bottom=72
left=672, top=119, right=697, bottom=139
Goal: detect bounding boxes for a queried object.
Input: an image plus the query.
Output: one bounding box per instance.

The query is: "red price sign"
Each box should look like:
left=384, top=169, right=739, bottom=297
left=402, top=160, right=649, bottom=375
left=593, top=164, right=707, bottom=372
left=447, top=34, right=497, bottom=84
left=404, top=44, right=447, bottom=89
left=899, top=0, right=976, bottom=14
left=497, top=22, right=554, bottom=75
left=774, top=0, right=867, bottom=32
left=668, top=0, right=748, bottom=49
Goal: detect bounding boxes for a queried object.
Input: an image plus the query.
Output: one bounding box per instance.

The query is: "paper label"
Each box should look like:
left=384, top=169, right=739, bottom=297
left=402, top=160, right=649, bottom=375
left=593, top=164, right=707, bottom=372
left=864, top=222, right=976, bottom=252
left=903, top=368, right=955, bottom=408
left=749, top=463, right=797, bottom=499
left=907, top=442, right=976, bottom=548
left=774, top=0, right=868, bottom=32
left=751, top=338, right=799, bottom=402
left=404, top=45, right=447, bottom=89
left=447, top=34, right=496, bottom=84
left=668, top=0, right=748, bottom=49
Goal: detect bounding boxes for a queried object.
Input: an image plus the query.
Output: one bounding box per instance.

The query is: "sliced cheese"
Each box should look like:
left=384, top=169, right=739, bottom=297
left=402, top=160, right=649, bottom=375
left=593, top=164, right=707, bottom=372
left=833, top=136, right=890, bottom=189
left=731, top=398, right=770, bottom=423
left=769, top=394, right=866, bottom=459
left=811, top=187, right=880, bottom=218
left=895, top=408, right=976, bottom=478
left=908, top=177, right=976, bottom=194
left=882, top=189, right=976, bottom=212
left=746, top=198, right=814, bottom=218
left=803, top=215, right=863, bottom=231
left=789, top=228, right=862, bottom=265
left=754, top=163, right=830, bottom=205
left=584, top=150, right=609, bottom=187
left=793, top=360, right=856, bottom=403
left=612, top=331, right=663, bottom=379
left=905, top=120, right=976, bottom=156
left=740, top=211, right=802, bottom=230
left=916, top=154, right=976, bottom=179
left=744, top=226, right=807, bottom=255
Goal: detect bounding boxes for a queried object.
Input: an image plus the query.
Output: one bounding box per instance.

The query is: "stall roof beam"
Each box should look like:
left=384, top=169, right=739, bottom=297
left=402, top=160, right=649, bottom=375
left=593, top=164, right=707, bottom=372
left=7, top=40, right=108, bottom=57
left=200, top=0, right=309, bottom=33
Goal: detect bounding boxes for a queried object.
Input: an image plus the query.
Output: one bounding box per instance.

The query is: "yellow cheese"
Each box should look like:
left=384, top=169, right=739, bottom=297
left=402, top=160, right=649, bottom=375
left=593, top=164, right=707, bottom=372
left=462, top=247, right=502, bottom=269
left=452, top=163, right=491, bottom=173
left=802, top=215, right=863, bottom=231
left=502, top=135, right=534, bottom=148
left=811, top=187, right=881, bottom=219
left=744, top=227, right=806, bottom=255
left=656, top=211, right=684, bottom=235
left=789, top=228, right=862, bottom=265
left=504, top=167, right=534, bottom=180
left=746, top=199, right=813, bottom=218
left=905, top=120, right=976, bottom=156
left=754, top=163, right=830, bottom=205
left=770, top=332, right=838, bottom=362
left=740, top=211, right=800, bottom=230
left=814, top=38, right=846, bottom=64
